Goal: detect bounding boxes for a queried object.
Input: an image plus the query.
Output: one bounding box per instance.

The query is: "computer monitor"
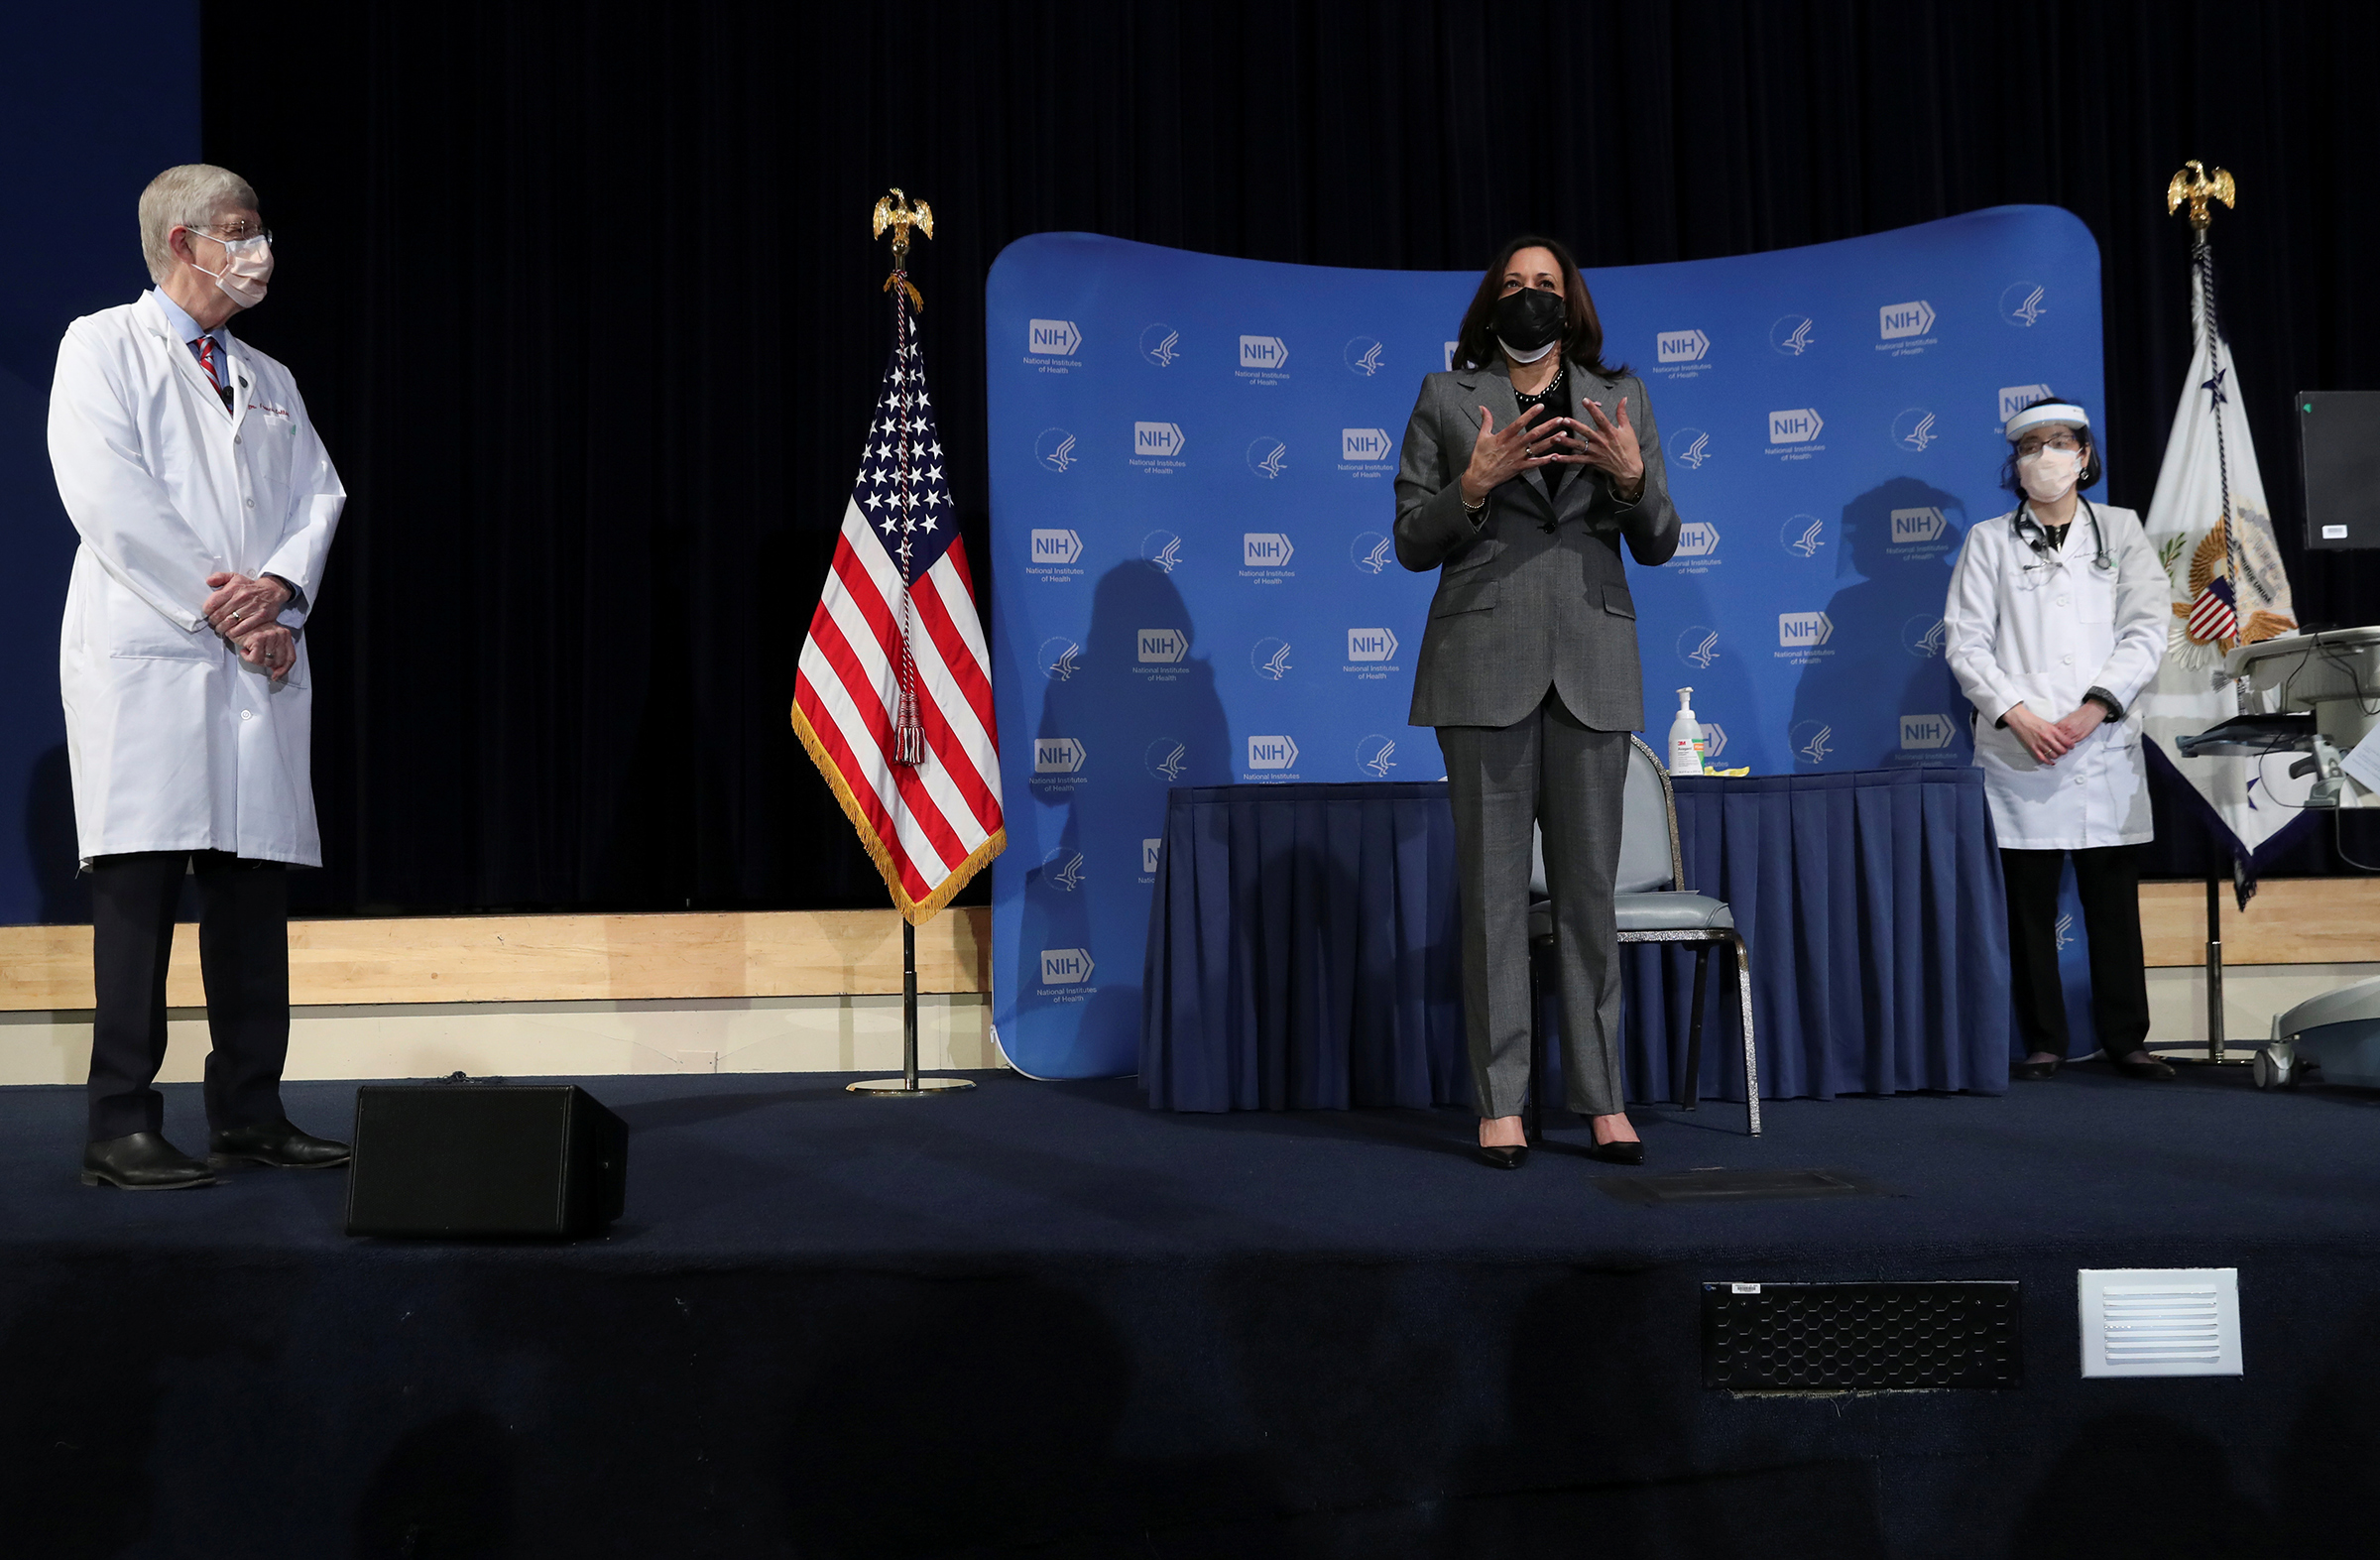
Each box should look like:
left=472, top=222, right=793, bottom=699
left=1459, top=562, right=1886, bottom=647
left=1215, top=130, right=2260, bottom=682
left=2298, top=390, right=2380, bottom=550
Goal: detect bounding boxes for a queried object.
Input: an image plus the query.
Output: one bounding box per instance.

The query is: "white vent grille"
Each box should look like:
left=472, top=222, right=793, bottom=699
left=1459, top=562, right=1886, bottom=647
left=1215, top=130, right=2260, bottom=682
left=2079, top=1268, right=2243, bottom=1378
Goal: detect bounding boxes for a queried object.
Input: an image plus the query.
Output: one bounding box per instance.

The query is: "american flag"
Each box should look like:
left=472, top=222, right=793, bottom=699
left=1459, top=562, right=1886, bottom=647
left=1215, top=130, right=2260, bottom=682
left=792, top=300, right=1004, bottom=921
left=2185, top=574, right=2238, bottom=646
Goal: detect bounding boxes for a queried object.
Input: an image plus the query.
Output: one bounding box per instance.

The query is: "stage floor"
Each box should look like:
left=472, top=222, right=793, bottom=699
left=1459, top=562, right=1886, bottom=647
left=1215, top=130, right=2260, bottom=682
left=4, top=1064, right=2379, bottom=1557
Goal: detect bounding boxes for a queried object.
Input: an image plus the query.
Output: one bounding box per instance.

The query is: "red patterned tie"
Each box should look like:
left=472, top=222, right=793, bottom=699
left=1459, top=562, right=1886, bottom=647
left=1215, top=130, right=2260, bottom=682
left=195, top=337, right=229, bottom=408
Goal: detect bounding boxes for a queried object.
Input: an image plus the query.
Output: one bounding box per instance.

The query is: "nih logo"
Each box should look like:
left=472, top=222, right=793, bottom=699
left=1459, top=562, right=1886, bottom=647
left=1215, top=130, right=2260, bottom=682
left=1033, top=737, right=1086, bottom=774
left=1676, top=521, right=1722, bottom=557
left=1998, top=385, right=2057, bottom=422
left=1657, top=328, right=1710, bottom=363
left=1027, top=318, right=1081, bottom=356
left=1891, top=507, right=1948, bottom=544
left=1039, top=948, right=1095, bottom=985
left=1878, top=300, right=1936, bottom=339
left=1244, top=533, right=1295, bottom=567
left=1240, top=335, right=1290, bottom=370
left=1134, top=421, right=1187, bottom=457
left=1778, top=611, right=1835, bottom=648
left=1247, top=735, right=1300, bottom=771
left=1342, top=427, right=1393, bottom=461
left=1768, top=408, right=1825, bottom=443
left=1900, top=713, right=1957, bottom=750
left=1029, top=529, right=1083, bottom=565
left=1137, top=629, right=1187, bottom=664
left=1347, top=628, right=1399, bottom=662
left=1143, top=838, right=1162, bottom=875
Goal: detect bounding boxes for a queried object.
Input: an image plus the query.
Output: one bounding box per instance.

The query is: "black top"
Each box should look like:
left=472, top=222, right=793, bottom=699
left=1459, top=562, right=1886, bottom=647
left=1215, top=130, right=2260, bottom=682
left=1511, top=363, right=1570, bottom=499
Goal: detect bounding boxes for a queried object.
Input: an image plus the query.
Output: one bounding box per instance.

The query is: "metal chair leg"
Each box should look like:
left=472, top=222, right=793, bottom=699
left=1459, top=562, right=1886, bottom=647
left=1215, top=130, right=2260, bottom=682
left=1682, top=943, right=1711, bottom=1111
left=1526, top=935, right=1547, bottom=1143
left=1729, top=931, right=1761, bottom=1137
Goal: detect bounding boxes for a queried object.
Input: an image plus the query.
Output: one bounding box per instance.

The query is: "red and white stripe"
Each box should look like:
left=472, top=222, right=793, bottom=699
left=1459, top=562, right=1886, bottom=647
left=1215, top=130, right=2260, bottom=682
left=794, top=500, right=1003, bottom=917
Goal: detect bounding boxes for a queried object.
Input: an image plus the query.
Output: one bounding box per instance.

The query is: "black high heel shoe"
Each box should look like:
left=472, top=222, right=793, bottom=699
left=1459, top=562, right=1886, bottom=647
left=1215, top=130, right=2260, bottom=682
left=1581, top=1130, right=1645, bottom=1166
left=1473, top=1143, right=1529, bottom=1170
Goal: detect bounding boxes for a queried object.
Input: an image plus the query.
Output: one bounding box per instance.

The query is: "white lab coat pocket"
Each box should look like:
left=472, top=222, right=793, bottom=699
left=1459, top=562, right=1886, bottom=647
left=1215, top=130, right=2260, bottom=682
left=97, top=567, right=211, bottom=661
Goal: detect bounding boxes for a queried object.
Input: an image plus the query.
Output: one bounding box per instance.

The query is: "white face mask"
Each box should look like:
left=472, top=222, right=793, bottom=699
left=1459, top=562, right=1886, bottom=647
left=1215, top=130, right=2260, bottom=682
left=192, top=232, right=273, bottom=309
left=2017, top=445, right=2082, bottom=503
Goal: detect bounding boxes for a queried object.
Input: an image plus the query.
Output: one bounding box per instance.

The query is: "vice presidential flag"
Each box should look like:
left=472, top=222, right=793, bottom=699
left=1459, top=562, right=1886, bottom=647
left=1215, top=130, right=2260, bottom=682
left=2136, top=254, right=2305, bottom=867
left=793, top=318, right=1004, bottom=921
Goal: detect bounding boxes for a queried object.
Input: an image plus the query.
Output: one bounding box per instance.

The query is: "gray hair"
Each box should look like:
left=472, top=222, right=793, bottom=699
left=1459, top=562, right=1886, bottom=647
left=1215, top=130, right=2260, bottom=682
left=138, top=165, right=259, bottom=285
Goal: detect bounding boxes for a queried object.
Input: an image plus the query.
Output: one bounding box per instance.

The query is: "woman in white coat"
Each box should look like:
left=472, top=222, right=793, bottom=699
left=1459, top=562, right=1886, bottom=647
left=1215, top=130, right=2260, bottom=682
left=48, top=165, right=351, bottom=1189
left=1944, top=398, right=2173, bottom=1082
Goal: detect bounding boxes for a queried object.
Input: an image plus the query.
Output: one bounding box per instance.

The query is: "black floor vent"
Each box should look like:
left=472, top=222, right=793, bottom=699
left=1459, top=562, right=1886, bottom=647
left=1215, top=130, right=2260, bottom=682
left=1702, top=1280, right=2020, bottom=1390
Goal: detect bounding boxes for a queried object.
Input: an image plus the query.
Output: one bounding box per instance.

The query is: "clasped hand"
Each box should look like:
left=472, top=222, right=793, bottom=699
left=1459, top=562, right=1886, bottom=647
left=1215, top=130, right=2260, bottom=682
left=1460, top=399, right=1645, bottom=507
left=201, top=570, right=296, bottom=682
left=2004, top=701, right=2105, bottom=765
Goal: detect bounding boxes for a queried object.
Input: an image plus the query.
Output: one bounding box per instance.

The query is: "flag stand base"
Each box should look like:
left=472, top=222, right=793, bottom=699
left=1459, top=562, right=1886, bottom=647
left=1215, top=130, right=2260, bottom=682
left=848, top=918, right=977, bottom=1097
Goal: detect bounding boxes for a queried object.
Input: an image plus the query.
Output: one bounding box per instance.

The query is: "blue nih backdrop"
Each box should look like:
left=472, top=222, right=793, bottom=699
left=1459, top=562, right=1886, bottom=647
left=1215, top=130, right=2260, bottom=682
left=986, top=208, right=2103, bottom=1079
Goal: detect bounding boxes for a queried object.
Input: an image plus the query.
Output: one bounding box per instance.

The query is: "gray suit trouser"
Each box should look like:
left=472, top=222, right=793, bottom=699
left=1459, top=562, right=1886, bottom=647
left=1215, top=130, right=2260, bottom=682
left=1439, top=689, right=1629, bottom=1120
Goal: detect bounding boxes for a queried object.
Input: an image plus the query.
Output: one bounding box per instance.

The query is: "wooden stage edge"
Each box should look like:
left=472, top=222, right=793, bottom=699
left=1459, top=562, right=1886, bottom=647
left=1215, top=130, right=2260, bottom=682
left=0, top=882, right=2369, bottom=1014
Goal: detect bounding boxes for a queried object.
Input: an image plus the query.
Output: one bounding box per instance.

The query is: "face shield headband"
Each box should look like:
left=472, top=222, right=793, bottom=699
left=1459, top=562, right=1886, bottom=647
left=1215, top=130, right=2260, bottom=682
left=2004, top=403, right=2090, bottom=442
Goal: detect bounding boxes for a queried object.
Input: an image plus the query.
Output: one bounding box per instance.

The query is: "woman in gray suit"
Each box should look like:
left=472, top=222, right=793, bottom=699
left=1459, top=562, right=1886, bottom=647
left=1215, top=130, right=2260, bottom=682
left=1392, top=236, right=1681, bottom=1169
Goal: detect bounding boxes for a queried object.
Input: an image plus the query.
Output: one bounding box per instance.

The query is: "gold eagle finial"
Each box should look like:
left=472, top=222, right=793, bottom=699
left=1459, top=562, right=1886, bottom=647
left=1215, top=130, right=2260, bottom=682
left=872, top=188, right=933, bottom=310
left=2165, top=161, right=2236, bottom=230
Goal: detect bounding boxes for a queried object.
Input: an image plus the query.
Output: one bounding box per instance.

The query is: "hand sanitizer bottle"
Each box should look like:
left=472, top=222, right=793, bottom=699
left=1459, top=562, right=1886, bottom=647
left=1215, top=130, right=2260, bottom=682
left=1668, top=688, right=1705, bottom=777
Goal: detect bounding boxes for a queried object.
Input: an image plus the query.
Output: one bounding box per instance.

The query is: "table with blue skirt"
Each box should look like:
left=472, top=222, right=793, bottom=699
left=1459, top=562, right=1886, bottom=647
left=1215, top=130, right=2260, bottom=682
left=1139, top=768, right=2015, bottom=1112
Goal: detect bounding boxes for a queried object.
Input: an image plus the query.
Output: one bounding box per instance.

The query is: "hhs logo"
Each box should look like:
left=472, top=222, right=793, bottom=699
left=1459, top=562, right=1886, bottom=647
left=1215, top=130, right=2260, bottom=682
left=1035, top=638, right=1082, bottom=681
left=1039, top=948, right=1095, bottom=985
left=1657, top=328, right=1710, bottom=363
left=1357, top=734, right=1398, bottom=778
left=1347, top=628, right=1399, bottom=661
left=1039, top=848, right=1086, bottom=892
left=1244, top=533, right=1295, bottom=567
left=1768, top=408, right=1825, bottom=443
left=1676, top=626, right=1721, bottom=668
left=1350, top=532, right=1394, bottom=574
left=2000, top=282, right=2048, bottom=327
left=1029, top=529, right=1083, bottom=565
left=1250, top=638, right=1294, bottom=680
left=1138, top=323, right=1181, bottom=366
left=1033, top=737, right=1086, bottom=774
left=1673, top=427, right=1713, bottom=469
left=1878, top=300, right=1936, bottom=339
left=1247, top=735, right=1300, bottom=771
left=1769, top=314, right=1817, bottom=355
left=1778, top=611, right=1835, bottom=648
left=1780, top=515, right=1828, bottom=558
left=1998, top=385, right=2056, bottom=422
left=1033, top=427, right=1078, bottom=472
left=1790, top=721, right=1836, bottom=765
left=1137, top=629, right=1187, bottom=664
left=1902, top=615, right=1950, bottom=658
left=1144, top=739, right=1188, bottom=781
left=1240, top=335, right=1290, bottom=370
left=1342, top=427, right=1393, bottom=461
left=1344, top=337, right=1385, bottom=376
left=1027, top=319, right=1082, bottom=356
left=1891, top=507, right=1948, bottom=544
left=1676, top=521, right=1721, bottom=557
left=1134, top=421, right=1187, bottom=457
left=1139, top=530, right=1184, bottom=573
left=1900, top=713, right=1957, bottom=750
left=1247, top=437, right=1289, bottom=479
left=1892, top=408, right=1939, bottom=450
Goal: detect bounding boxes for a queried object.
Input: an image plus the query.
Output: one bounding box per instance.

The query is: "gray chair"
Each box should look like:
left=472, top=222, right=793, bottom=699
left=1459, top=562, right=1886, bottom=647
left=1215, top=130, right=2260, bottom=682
left=1526, top=735, right=1761, bottom=1138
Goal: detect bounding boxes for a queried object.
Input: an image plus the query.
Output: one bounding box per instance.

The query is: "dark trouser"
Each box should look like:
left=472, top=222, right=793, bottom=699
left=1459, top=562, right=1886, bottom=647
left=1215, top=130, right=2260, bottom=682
left=2000, top=845, right=2151, bottom=1060
left=87, top=851, right=291, bottom=1142
left=1440, top=690, right=1631, bottom=1119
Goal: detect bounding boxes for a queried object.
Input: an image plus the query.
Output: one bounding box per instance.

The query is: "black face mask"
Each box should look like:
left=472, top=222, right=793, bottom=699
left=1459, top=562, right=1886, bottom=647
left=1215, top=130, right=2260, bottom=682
left=1491, top=286, right=1567, bottom=352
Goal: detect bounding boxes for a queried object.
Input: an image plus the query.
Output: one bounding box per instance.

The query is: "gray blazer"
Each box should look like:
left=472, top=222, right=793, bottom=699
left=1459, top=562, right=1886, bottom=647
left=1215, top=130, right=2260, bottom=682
left=1393, top=359, right=1680, bottom=731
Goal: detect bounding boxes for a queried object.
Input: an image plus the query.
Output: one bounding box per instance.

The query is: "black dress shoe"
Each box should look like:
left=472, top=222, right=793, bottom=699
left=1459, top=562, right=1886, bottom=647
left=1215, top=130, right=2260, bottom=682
left=2114, top=1056, right=2177, bottom=1081
left=1473, top=1143, right=1529, bottom=1170
left=2013, top=1058, right=2061, bottom=1081
left=208, top=1119, right=352, bottom=1170
left=1581, top=1136, right=1646, bottom=1166
left=82, top=1133, right=218, bottom=1190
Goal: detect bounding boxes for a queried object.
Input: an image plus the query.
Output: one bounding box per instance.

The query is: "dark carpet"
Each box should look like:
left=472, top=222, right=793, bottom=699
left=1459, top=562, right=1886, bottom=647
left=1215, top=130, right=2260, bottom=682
left=2, top=1062, right=2377, bottom=1559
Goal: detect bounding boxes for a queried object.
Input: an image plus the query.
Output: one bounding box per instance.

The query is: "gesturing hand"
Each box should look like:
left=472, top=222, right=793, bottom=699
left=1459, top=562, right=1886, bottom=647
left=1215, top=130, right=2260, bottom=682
left=202, top=571, right=292, bottom=642
left=1578, top=396, right=1645, bottom=499
left=1460, top=405, right=1587, bottom=507
left=2003, top=703, right=2075, bottom=766
left=235, top=624, right=297, bottom=683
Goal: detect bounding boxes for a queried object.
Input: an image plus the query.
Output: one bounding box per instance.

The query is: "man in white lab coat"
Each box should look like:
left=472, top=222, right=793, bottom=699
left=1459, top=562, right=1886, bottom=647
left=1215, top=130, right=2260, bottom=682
left=1945, top=398, right=2173, bottom=1083
left=49, top=165, right=351, bottom=1189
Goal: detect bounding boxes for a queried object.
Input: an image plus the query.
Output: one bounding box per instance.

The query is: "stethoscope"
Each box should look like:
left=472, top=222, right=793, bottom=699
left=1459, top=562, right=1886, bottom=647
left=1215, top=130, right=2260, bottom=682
left=2012, top=494, right=2112, bottom=573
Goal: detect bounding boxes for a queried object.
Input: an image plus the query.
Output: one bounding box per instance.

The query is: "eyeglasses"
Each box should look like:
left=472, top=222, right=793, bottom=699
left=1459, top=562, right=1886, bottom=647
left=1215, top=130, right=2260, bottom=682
left=2016, top=432, right=2082, bottom=456
left=195, top=220, right=273, bottom=245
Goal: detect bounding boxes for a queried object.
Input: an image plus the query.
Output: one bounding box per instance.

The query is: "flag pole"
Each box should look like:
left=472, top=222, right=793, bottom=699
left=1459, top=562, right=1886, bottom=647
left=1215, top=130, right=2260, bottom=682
left=847, top=188, right=974, bottom=1099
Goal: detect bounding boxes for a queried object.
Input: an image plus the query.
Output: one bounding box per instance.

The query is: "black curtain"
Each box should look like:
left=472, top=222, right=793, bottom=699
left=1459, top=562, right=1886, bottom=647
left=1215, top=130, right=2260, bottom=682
left=197, top=0, right=2380, bottom=915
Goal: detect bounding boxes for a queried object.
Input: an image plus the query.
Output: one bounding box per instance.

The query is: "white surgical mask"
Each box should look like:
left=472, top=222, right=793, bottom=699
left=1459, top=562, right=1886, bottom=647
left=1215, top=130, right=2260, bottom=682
left=2017, top=445, right=2082, bottom=503
left=193, top=232, right=273, bottom=309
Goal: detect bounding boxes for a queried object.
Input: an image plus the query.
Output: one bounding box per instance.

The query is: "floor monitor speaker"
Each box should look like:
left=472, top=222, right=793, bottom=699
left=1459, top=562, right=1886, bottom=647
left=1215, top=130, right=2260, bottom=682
left=345, top=1083, right=628, bottom=1238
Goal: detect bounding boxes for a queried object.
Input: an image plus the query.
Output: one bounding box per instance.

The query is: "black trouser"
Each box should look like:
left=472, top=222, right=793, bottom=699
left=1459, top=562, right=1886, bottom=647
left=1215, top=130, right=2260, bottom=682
left=87, top=851, right=291, bottom=1142
left=2000, top=845, right=2150, bottom=1060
